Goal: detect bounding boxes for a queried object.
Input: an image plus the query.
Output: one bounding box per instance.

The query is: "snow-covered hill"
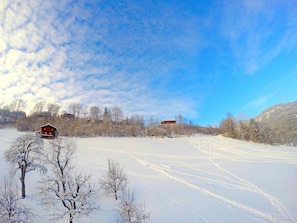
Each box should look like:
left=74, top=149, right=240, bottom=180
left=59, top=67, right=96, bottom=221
left=255, top=100, right=297, bottom=130
left=1, top=128, right=297, bottom=223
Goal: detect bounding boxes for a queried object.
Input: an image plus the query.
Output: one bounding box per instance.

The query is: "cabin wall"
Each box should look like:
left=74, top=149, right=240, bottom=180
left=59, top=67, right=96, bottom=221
left=40, top=126, right=58, bottom=138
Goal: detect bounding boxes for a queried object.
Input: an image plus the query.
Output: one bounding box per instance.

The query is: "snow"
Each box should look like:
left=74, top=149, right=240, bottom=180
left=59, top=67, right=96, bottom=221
left=1, top=128, right=297, bottom=223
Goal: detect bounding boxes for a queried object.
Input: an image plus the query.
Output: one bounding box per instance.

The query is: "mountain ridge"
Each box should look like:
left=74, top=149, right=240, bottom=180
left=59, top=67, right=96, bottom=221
left=254, top=100, right=297, bottom=130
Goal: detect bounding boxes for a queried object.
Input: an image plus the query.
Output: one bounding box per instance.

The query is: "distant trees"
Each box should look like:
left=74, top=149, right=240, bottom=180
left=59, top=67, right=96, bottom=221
left=219, top=115, right=297, bottom=146
left=219, top=113, right=236, bottom=138
left=90, top=106, right=101, bottom=122
left=8, top=99, right=27, bottom=112
left=38, top=139, right=100, bottom=223
left=3, top=98, right=215, bottom=138
left=0, top=177, right=34, bottom=223
left=47, top=103, right=61, bottom=118
left=100, top=159, right=128, bottom=200
left=4, top=134, right=46, bottom=198
left=32, top=101, right=46, bottom=115
left=112, top=106, right=124, bottom=125
left=0, top=99, right=27, bottom=124
left=69, top=103, right=83, bottom=118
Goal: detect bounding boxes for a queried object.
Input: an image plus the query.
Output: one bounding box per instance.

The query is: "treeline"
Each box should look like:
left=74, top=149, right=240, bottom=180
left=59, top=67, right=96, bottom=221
left=220, top=113, right=297, bottom=146
left=0, top=99, right=217, bottom=137
left=1, top=99, right=296, bottom=145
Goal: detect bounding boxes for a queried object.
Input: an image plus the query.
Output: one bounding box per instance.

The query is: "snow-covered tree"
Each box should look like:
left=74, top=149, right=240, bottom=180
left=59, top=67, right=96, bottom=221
left=100, top=159, right=128, bottom=200
left=38, top=139, right=99, bottom=223
left=220, top=113, right=236, bottom=138
left=0, top=177, right=34, bottom=223
left=116, top=189, right=150, bottom=223
left=4, top=134, right=46, bottom=198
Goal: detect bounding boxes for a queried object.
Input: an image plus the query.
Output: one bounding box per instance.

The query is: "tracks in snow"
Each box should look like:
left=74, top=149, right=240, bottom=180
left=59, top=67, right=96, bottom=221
left=129, top=135, right=296, bottom=223
left=204, top=137, right=295, bottom=223
left=75, top=135, right=297, bottom=222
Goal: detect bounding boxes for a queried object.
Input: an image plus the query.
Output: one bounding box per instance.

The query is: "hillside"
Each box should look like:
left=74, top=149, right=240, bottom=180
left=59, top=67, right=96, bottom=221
left=1, top=129, right=297, bottom=223
left=255, top=100, right=297, bottom=130
left=225, top=100, right=297, bottom=145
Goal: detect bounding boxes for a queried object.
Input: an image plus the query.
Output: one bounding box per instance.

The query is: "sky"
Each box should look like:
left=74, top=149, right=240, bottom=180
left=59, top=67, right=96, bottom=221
left=1, top=0, right=297, bottom=126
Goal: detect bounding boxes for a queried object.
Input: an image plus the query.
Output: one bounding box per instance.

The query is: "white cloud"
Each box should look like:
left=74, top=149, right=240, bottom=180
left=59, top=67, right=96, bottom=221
left=219, top=1, right=297, bottom=75
left=0, top=0, right=207, bottom=122
left=243, top=95, right=272, bottom=111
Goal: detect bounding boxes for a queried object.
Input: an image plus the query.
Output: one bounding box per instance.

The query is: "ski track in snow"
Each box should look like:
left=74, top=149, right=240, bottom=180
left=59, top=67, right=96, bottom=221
left=188, top=136, right=295, bottom=223
left=203, top=137, right=295, bottom=223
left=59, top=135, right=297, bottom=222
left=125, top=136, right=296, bottom=223
left=130, top=154, right=273, bottom=223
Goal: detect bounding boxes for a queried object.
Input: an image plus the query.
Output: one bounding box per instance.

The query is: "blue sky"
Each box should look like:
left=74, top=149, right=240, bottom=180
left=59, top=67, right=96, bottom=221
left=1, top=0, right=297, bottom=126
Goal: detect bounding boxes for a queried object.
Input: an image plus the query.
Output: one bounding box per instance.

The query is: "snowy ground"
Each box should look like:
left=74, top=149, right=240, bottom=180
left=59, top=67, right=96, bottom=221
left=1, top=128, right=297, bottom=223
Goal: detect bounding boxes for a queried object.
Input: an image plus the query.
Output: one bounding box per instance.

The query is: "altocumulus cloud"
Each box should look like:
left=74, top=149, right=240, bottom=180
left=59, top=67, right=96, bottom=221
left=4, top=0, right=295, bottom=124
left=0, top=0, right=200, bottom=120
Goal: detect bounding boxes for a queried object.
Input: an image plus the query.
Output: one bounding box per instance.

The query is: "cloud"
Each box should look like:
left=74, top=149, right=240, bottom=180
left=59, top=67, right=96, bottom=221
left=242, top=94, right=272, bottom=112
left=0, top=0, right=214, bottom=121
left=218, top=0, right=297, bottom=75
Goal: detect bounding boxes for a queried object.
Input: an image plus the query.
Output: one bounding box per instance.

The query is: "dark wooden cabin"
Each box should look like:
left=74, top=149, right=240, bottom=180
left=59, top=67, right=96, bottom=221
left=40, top=124, right=59, bottom=138
left=161, top=120, right=176, bottom=125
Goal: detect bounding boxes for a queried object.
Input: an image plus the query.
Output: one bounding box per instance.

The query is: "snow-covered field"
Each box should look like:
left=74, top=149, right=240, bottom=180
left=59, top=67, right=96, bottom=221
left=1, top=128, right=297, bottom=223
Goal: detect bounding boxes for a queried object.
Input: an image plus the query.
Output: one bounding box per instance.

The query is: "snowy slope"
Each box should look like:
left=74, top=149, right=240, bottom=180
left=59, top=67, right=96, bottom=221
left=1, top=128, right=297, bottom=223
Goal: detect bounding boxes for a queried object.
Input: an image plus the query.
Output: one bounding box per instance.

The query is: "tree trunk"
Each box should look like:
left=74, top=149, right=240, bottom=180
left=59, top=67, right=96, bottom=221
left=69, top=213, right=73, bottom=223
left=114, top=190, right=118, bottom=200
left=20, top=168, right=26, bottom=198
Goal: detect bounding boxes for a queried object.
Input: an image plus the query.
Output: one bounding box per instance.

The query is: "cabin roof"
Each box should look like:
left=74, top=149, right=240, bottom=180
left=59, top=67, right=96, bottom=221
left=40, top=123, right=59, bottom=132
left=161, top=120, right=176, bottom=124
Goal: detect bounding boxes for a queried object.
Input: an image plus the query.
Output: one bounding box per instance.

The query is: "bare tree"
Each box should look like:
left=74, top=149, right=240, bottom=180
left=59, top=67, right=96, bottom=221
left=69, top=103, right=82, bottom=118
left=116, top=189, right=150, bottom=223
left=176, top=114, right=184, bottom=125
left=112, top=106, right=124, bottom=124
left=100, top=159, right=128, bottom=200
left=47, top=103, right=61, bottom=118
left=81, top=106, right=89, bottom=119
left=4, top=134, right=46, bottom=198
left=90, top=106, right=101, bottom=122
left=38, top=139, right=99, bottom=223
left=32, top=101, right=46, bottom=115
left=9, top=99, right=27, bottom=112
left=0, top=176, right=34, bottom=223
